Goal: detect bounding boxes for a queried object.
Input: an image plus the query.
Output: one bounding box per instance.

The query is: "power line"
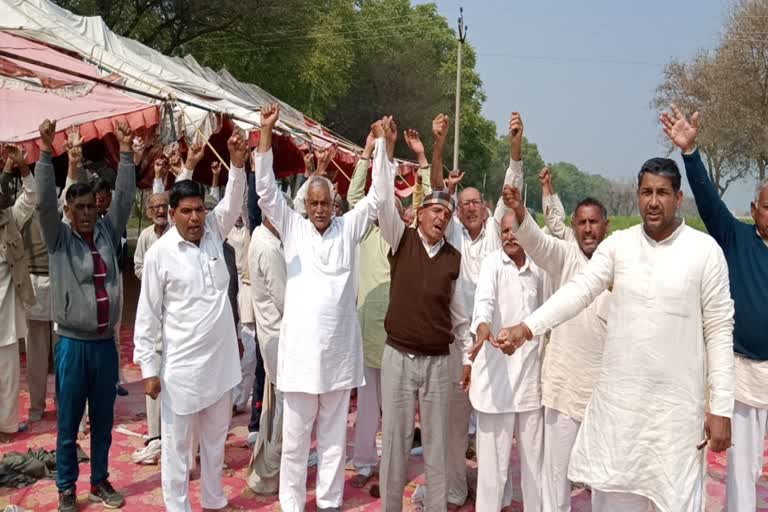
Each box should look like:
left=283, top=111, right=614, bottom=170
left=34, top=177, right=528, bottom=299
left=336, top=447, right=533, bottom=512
left=476, top=53, right=662, bottom=67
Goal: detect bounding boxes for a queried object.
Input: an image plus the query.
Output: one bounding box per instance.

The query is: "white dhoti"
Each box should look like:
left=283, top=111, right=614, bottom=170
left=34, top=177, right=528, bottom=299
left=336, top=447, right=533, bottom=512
left=0, top=343, right=20, bottom=433
left=234, top=325, right=258, bottom=411
left=475, top=408, right=544, bottom=512
left=726, top=399, right=768, bottom=511
left=279, top=389, right=351, bottom=512
left=542, top=406, right=581, bottom=512
left=352, top=365, right=381, bottom=473
left=592, top=490, right=654, bottom=512
left=160, top=389, right=233, bottom=512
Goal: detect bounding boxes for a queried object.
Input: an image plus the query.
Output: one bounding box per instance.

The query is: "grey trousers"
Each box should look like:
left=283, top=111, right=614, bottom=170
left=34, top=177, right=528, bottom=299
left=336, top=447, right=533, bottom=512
left=380, top=345, right=450, bottom=512
left=25, top=319, right=56, bottom=418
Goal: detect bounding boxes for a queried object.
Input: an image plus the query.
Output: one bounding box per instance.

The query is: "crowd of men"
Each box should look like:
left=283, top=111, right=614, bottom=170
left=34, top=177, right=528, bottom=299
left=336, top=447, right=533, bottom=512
left=0, top=101, right=766, bottom=512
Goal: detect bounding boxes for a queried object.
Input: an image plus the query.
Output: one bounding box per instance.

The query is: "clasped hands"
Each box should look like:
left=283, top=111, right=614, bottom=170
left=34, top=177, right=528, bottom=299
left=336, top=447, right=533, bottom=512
left=469, top=322, right=534, bottom=362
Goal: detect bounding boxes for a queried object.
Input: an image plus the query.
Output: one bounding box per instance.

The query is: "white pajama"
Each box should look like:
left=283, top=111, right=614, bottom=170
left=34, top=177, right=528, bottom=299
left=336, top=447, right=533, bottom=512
left=476, top=409, right=543, bottom=512
left=280, top=389, right=351, bottom=512
left=146, top=349, right=162, bottom=439
left=592, top=490, right=654, bottom=512
left=0, top=343, right=20, bottom=433
left=234, top=324, right=258, bottom=411
left=352, top=365, right=381, bottom=472
left=542, top=406, right=581, bottom=512
left=160, top=389, right=233, bottom=512
left=726, top=399, right=768, bottom=511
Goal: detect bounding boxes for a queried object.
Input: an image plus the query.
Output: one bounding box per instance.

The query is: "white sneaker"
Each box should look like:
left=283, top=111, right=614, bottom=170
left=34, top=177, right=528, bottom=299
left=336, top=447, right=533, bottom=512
left=132, top=438, right=161, bottom=464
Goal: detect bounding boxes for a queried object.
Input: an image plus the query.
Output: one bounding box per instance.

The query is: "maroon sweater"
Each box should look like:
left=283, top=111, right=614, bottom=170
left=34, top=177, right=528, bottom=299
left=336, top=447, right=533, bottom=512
left=385, top=228, right=461, bottom=356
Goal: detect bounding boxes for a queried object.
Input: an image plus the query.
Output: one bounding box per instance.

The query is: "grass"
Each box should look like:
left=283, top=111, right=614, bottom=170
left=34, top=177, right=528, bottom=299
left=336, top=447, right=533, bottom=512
left=535, top=214, right=708, bottom=233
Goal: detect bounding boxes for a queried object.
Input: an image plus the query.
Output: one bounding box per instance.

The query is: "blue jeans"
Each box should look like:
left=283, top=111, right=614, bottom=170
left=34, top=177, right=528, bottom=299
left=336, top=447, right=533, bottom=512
left=248, top=340, right=266, bottom=432
left=55, top=336, right=118, bottom=492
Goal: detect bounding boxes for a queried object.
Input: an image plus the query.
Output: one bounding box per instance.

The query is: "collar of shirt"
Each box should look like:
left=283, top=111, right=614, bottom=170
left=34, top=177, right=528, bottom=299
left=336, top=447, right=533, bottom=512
left=641, top=218, right=686, bottom=246
left=168, top=224, right=211, bottom=247
left=461, top=219, right=487, bottom=243
left=757, top=227, right=768, bottom=248
left=500, top=250, right=533, bottom=273
left=417, top=226, right=445, bottom=257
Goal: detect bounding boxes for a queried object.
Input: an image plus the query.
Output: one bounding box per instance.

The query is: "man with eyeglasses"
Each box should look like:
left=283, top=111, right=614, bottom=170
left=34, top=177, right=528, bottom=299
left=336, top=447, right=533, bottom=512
left=428, top=113, right=524, bottom=510
left=130, top=191, right=170, bottom=465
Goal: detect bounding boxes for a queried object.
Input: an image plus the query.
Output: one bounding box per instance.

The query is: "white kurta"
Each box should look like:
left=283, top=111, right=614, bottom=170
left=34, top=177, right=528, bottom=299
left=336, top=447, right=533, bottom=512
left=133, top=164, right=246, bottom=416
left=134, top=224, right=169, bottom=280
left=515, top=212, right=609, bottom=421
left=469, top=250, right=543, bottom=414
left=446, top=160, right=522, bottom=312
left=524, top=222, right=735, bottom=512
left=247, top=224, right=286, bottom=382
left=253, top=143, right=385, bottom=394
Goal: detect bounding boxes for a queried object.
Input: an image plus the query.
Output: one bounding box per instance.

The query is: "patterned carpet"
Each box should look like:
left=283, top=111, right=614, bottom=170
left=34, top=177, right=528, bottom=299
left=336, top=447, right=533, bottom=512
left=1, top=326, right=766, bottom=511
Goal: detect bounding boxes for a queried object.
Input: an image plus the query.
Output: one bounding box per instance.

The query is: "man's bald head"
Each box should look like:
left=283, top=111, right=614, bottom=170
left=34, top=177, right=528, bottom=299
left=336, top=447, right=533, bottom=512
left=305, top=176, right=334, bottom=233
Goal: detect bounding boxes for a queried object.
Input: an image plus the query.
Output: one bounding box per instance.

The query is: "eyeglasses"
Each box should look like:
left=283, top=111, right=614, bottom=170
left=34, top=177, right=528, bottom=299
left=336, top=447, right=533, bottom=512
left=459, top=200, right=483, bottom=208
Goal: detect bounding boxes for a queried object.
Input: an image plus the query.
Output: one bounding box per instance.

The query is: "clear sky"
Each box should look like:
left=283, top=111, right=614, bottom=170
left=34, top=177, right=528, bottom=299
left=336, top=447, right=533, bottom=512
left=416, top=0, right=755, bottom=213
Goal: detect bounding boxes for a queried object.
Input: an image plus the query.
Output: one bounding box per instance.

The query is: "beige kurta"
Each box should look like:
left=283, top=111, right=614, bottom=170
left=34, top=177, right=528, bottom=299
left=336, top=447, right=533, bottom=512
left=524, top=222, right=735, bottom=512
left=515, top=212, right=609, bottom=421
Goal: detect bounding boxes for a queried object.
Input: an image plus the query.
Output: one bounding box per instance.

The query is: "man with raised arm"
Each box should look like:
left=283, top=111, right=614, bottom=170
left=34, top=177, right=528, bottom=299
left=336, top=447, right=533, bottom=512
left=429, top=113, right=524, bottom=510
left=253, top=104, right=386, bottom=512
left=660, top=105, right=768, bottom=512
left=133, top=131, right=248, bottom=512
left=347, top=127, right=431, bottom=491
left=376, top=114, right=472, bottom=512
left=494, top=155, right=735, bottom=511
left=0, top=145, right=36, bottom=443
left=504, top=182, right=610, bottom=511
left=36, top=119, right=135, bottom=512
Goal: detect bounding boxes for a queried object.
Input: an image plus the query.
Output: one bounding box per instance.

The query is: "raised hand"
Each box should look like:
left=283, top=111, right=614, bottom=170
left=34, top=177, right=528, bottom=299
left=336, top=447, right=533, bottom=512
left=444, top=169, right=465, bottom=194
left=261, top=103, right=280, bottom=130
left=153, top=157, right=168, bottom=180
left=502, top=185, right=525, bottom=219
left=115, top=120, right=133, bottom=153
left=5, top=144, right=26, bottom=166
left=211, top=160, right=222, bottom=177
left=539, top=167, right=553, bottom=194
left=404, top=129, right=425, bottom=156
left=660, top=103, right=699, bottom=153
left=432, top=113, right=450, bottom=146
left=38, top=119, right=57, bottom=153
left=186, top=142, right=205, bottom=170
left=382, top=116, right=396, bottom=161
left=228, top=129, right=248, bottom=168
left=371, top=119, right=385, bottom=139
left=509, top=112, right=523, bottom=161
left=169, top=149, right=183, bottom=177
left=315, top=145, right=338, bottom=179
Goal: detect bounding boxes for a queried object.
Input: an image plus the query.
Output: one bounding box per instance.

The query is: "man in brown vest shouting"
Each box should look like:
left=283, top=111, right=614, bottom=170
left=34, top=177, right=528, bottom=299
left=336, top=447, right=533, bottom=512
left=376, top=115, right=472, bottom=512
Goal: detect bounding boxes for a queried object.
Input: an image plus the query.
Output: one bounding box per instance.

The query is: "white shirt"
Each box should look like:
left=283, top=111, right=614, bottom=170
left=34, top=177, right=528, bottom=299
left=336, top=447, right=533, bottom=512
left=0, top=174, right=35, bottom=347
left=514, top=211, right=609, bottom=421
left=469, top=250, right=543, bottom=414
left=253, top=141, right=385, bottom=394
left=446, top=160, right=522, bottom=313
left=524, top=222, right=735, bottom=512
left=247, top=224, right=286, bottom=382
left=376, top=154, right=472, bottom=365
left=226, top=224, right=250, bottom=278
left=133, top=223, right=169, bottom=280
left=133, top=163, right=246, bottom=415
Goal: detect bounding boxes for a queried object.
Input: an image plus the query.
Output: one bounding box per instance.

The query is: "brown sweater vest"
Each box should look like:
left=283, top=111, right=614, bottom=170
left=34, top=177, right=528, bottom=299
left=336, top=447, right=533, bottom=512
left=385, top=228, right=461, bottom=356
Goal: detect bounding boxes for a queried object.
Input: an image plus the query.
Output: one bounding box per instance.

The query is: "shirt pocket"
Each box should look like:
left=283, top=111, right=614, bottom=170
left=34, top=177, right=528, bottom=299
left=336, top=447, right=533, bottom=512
left=208, top=257, right=230, bottom=291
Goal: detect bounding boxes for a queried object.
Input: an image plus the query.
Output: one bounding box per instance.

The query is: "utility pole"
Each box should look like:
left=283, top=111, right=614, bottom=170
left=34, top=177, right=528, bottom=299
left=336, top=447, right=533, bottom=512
left=452, top=7, right=467, bottom=171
